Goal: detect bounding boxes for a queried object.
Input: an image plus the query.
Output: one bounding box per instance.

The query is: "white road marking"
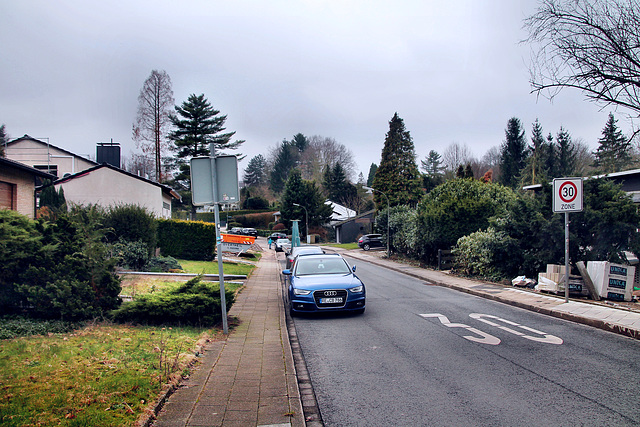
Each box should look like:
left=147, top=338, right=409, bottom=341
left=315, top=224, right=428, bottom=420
left=420, top=313, right=564, bottom=346
left=469, top=313, right=563, bottom=344
left=419, top=313, right=501, bottom=345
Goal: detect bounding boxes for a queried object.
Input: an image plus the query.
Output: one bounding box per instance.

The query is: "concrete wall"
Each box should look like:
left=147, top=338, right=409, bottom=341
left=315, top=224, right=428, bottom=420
left=0, top=166, right=37, bottom=218
left=55, top=167, right=170, bottom=218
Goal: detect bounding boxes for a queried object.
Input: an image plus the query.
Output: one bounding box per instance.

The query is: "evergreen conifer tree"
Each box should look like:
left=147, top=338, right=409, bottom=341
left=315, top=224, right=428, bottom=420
left=593, top=112, right=633, bottom=173
left=169, top=93, right=244, bottom=192
left=555, top=127, right=576, bottom=177
left=498, top=117, right=528, bottom=188
left=366, top=163, right=378, bottom=186
left=371, top=113, right=423, bottom=207
left=243, top=154, right=267, bottom=187
left=270, top=140, right=299, bottom=193
left=280, top=169, right=332, bottom=230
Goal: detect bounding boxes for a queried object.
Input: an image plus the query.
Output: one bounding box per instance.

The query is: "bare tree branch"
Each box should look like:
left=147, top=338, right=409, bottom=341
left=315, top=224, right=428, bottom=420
left=524, top=0, right=640, bottom=121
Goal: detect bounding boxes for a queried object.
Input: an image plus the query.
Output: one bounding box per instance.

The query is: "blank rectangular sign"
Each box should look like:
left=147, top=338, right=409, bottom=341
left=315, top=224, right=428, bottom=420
left=190, top=157, right=215, bottom=206
left=214, top=155, right=239, bottom=204
left=190, top=155, right=239, bottom=206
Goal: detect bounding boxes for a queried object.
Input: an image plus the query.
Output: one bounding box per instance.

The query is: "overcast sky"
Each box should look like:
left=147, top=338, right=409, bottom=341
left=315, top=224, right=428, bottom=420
left=1, top=0, right=633, bottom=178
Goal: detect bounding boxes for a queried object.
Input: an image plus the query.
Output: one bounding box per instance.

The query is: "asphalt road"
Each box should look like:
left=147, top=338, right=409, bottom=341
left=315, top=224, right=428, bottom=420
left=289, top=256, right=640, bottom=426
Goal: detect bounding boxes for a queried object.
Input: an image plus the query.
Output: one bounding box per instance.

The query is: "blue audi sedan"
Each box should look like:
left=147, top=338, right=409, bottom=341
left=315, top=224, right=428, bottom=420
left=282, top=253, right=366, bottom=315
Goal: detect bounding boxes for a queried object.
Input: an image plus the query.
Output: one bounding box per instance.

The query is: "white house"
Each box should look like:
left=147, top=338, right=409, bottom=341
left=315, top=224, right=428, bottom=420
left=49, top=164, right=180, bottom=218
left=5, top=135, right=97, bottom=178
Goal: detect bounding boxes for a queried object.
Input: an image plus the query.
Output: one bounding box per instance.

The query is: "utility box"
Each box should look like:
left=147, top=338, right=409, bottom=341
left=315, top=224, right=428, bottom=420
left=586, top=261, right=636, bottom=302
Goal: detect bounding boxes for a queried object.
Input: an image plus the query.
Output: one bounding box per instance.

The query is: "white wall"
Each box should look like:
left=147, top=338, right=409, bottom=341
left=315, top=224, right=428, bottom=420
left=55, top=167, right=170, bottom=218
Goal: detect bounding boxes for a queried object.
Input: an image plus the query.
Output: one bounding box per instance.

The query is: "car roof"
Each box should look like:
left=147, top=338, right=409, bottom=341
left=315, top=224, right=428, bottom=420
left=289, top=246, right=323, bottom=255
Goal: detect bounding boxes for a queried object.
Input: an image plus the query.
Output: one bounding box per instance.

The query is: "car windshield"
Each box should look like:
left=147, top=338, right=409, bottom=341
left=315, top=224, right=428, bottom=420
left=294, top=257, right=351, bottom=276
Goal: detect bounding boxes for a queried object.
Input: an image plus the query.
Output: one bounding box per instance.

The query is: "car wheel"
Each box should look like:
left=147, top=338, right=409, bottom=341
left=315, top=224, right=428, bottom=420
left=363, top=243, right=370, bottom=251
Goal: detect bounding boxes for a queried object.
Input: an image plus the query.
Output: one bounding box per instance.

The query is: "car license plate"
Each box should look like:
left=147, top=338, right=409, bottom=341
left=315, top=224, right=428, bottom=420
left=320, top=297, right=343, bottom=304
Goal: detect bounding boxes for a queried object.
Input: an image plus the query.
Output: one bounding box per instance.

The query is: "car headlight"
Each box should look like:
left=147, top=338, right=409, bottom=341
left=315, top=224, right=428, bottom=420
left=293, top=288, right=311, bottom=295
left=348, top=285, right=364, bottom=293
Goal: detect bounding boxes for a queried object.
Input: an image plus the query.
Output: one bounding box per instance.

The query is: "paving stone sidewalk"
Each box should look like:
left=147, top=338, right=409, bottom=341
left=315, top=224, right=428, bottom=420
left=152, top=250, right=304, bottom=427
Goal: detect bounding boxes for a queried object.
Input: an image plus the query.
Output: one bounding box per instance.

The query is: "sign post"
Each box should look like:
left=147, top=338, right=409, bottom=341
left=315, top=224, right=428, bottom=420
left=553, top=178, right=584, bottom=302
left=191, top=152, right=239, bottom=335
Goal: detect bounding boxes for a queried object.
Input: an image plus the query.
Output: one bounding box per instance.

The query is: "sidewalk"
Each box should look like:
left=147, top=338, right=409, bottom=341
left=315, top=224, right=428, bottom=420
left=332, top=248, right=640, bottom=340
left=152, top=250, right=304, bottom=427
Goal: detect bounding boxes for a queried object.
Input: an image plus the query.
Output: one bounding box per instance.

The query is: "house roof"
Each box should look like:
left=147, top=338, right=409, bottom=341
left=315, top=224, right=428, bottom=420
left=325, top=200, right=356, bottom=221
left=7, top=135, right=98, bottom=165
left=40, top=163, right=181, bottom=200
left=0, top=156, right=57, bottom=179
left=331, top=209, right=377, bottom=227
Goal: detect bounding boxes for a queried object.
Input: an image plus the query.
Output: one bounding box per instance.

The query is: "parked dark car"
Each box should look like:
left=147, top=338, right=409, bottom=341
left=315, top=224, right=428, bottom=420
left=283, top=253, right=366, bottom=315
left=286, top=245, right=324, bottom=269
left=228, top=227, right=243, bottom=234
left=242, top=227, right=258, bottom=237
left=357, top=234, right=384, bottom=251
left=269, top=232, right=287, bottom=240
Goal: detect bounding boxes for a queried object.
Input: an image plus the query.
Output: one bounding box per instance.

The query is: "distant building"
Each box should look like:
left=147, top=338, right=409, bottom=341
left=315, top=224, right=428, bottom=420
left=0, top=157, right=56, bottom=218
left=4, top=135, right=97, bottom=178
left=46, top=163, right=180, bottom=219
left=332, top=209, right=377, bottom=244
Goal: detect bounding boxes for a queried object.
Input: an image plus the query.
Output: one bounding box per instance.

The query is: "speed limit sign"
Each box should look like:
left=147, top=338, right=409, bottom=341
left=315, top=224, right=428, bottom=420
left=553, top=178, right=583, bottom=213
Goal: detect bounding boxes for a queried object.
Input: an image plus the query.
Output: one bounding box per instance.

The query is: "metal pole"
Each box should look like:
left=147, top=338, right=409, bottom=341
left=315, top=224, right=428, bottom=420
left=210, top=143, right=228, bottom=334
left=386, top=194, right=390, bottom=259
left=565, top=212, right=570, bottom=303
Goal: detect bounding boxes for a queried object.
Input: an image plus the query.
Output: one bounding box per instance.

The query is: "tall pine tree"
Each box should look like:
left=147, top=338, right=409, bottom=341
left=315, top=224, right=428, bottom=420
left=593, top=112, right=633, bottom=173
left=169, top=94, right=244, bottom=189
left=371, top=113, right=423, bottom=207
left=243, top=154, right=267, bottom=188
left=498, top=117, right=527, bottom=188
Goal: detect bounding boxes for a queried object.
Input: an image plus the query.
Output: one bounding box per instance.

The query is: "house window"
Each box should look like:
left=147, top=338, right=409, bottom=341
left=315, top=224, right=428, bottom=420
left=0, top=181, right=16, bottom=211
left=33, top=165, right=58, bottom=177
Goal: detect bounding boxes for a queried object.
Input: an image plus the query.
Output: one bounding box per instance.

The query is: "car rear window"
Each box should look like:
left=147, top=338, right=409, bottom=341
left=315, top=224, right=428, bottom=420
left=295, top=258, right=350, bottom=275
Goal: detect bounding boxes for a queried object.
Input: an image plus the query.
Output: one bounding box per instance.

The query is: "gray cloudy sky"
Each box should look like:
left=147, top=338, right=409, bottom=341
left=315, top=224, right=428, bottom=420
left=0, top=0, right=631, bottom=177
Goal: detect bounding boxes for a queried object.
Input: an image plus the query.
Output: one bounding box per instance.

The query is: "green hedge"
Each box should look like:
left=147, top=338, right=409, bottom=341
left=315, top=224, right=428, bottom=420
left=111, top=277, right=235, bottom=326
left=157, top=219, right=216, bottom=260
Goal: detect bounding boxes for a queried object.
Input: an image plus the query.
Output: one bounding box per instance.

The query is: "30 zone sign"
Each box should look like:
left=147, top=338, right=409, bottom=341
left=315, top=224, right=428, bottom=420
left=553, top=178, right=583, bottom=213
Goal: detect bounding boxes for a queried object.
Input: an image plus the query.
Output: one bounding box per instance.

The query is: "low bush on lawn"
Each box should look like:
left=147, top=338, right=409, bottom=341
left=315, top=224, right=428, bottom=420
left=111, top=277, right=236, bottom=326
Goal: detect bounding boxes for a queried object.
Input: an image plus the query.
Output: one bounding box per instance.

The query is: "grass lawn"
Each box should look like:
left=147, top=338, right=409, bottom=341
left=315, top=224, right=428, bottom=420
left=178, top=259, right=255, bottom=276
left=0, top=262, right=249, bottom=426
left=0, top=323, right=221, bottom=426
left=324, top=243, right=359, bottom=250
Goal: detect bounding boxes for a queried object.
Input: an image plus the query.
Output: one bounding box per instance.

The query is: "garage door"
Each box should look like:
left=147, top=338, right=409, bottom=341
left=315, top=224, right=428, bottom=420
left=0, top=181, right=15, bottom=210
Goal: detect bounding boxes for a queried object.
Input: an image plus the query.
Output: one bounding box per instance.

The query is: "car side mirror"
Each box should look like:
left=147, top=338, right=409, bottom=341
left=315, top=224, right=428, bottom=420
left=352, top=265, right=356, bottom=272
left=282, top=269, right=292, bottom=275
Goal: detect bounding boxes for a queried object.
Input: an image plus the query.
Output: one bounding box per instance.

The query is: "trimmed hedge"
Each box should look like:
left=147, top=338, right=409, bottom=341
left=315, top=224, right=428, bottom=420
left=157, top=219, right=216, bottom=261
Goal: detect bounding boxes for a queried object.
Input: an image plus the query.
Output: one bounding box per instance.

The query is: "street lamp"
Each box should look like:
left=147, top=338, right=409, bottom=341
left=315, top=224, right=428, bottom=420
left=293, top=203, right=309, bottom=244
left=362, top=186, right=390, bottom=258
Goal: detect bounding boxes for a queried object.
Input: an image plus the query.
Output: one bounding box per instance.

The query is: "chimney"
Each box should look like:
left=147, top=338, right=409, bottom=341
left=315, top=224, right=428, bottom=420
left=96, top=139, right=121, bottom=168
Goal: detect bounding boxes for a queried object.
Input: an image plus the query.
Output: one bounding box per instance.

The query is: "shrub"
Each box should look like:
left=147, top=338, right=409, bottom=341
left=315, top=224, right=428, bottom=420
left=453, top=228, right=518, bottom=281
left=374, top=205, right=419, bottom=257
left=110, top=239, right=149, bottom=270
left=0, top=316, right=85, bottom=339
left=103, top=204, right=157, bottom=256
left=157, top=219, right=216, bottom=260
left=10, top=206, right=122, bottom=320
left=0, top=210, right=42, bottom=311
left=145, top=256, right=182, bottom=272
left=415, top=179, right=517, bottom=264
left=111, top=276, right=235, bottom=326
left=273, top=223, right=286, bottom=231
left=243, top=196, right=269, bottom=210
